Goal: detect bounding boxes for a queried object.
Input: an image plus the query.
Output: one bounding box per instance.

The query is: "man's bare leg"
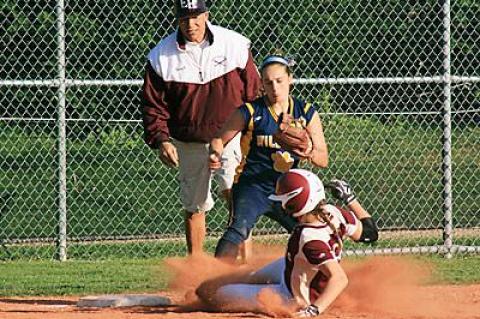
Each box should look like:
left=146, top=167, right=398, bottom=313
left=185, top=211, right=206, bottom=255
left=239, top=232, right=253, bottom=262
left=222, top=189, right=252, bottom=263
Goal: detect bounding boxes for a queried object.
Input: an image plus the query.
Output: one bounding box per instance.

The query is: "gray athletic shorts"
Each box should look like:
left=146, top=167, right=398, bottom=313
left=173, top=134, right=241, bottom=212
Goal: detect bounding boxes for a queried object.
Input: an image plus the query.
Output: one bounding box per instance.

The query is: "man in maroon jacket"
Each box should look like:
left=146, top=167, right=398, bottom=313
left=142, top=0, right=261, bottom=255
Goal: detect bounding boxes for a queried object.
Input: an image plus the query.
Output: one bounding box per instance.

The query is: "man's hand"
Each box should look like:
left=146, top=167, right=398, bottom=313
left=294, top=305, right=320, bottom=318
left=325, top=179, right=356, bottom=204
left=158, top=141, right=179, bottom=168
left=209, top=151, right=222, bottom=170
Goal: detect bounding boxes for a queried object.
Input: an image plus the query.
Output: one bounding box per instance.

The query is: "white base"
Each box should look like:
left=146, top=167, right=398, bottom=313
left=77, top=294, right=171, bottom=308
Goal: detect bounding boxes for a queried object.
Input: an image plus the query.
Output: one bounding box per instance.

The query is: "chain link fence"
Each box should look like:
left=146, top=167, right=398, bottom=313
left=1, top=0, right=479, bottom=262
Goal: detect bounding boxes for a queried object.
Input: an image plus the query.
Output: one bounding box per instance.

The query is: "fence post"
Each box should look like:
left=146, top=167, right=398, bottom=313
left=441, top=0, right=453, bottom=259
left=55, top=0, right=68, bottom=261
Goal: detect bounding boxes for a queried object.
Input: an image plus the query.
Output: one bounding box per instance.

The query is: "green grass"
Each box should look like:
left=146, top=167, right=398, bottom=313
left=0, top=237, right=231, bottom=261
left=0, top=258, right=168, bottom=296
left=428, top=255, right=480, bottom=284
left=0, top=254, right=478, bottom=296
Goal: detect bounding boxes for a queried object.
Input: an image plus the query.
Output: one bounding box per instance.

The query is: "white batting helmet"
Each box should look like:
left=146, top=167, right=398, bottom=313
left=268, top=169, right=325, bottom=217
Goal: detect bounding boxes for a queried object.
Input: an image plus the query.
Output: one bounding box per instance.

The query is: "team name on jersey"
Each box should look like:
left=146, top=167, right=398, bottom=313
left=256, top=135, right=280, bottom=148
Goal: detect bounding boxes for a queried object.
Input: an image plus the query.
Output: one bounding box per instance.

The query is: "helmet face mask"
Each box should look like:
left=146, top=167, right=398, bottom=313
left=269, top=169, right=325, bottom=217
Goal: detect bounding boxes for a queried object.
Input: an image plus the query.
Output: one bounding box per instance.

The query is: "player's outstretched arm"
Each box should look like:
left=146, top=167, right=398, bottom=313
left=326, top=179, right=379, bottom=243
left=295, top=261, right=348, bottom=317
left=218, top=109, right=246, bottom=146
left=209, top=109, right=246, bottom=170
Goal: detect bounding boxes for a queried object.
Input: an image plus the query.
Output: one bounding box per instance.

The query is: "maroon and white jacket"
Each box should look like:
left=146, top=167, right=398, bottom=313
left=142, top=22, right=261, bottom=147
left=284, top=204, right=359, bottom=306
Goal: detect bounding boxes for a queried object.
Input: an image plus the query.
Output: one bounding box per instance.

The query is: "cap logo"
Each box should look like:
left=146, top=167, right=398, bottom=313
left=176, top=0, right=207, bottom=17
left=180, top=0, right=198, bottom=9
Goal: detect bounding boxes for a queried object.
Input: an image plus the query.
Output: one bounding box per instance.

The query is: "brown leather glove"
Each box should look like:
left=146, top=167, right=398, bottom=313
left=273, top=113, right=312, bottom=157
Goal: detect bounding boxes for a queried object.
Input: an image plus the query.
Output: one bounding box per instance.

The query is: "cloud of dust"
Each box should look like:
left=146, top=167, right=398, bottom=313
left=162, top=243, right=288, bottom=314
left=164, top=243, right=284, bottom=290
left=257, top=288, right=296, bottom=318
left=161, top=252, right=236, bottom=310
left=161, top=248, right=477, bottom=318
left=337, top=256, right=459, bottom=318
left=164, top=253, right=236, bottom=291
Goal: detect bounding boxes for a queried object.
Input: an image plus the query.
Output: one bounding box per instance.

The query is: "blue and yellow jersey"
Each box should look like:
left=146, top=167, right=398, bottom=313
left=235, top=96, right=317, bottom=187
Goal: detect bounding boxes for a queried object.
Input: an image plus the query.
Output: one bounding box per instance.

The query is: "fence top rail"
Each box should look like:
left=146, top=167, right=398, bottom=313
left=2, top=108, right=479, bottom=123
left=1, top=76, right=480, bottom=87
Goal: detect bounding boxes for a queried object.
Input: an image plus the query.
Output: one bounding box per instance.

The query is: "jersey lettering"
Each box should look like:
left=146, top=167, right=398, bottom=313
left=328, top=234, right=342, bottom=257
left=256, top=135, right=281, bottom=148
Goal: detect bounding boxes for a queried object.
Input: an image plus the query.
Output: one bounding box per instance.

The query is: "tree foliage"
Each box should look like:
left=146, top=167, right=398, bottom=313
left=1, top=0, right=478, bottom=122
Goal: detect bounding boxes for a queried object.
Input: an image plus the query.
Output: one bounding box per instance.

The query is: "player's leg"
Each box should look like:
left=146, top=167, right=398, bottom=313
left=265, top=201, right=297, bottom=233
left=196, top=258, right=289, bottom=313
left=213, top=283, right=291, bottom=312
left=248, top=257, right=285, bottom=284
left=221, top=188, right=253, bottom=263
left=215, top=133, right=252, bottom=262
left=175, top=140, right=215, bottom=255
left=239, top=231, right=253, bottom=262
left=215, top=181, right=267, bottom=262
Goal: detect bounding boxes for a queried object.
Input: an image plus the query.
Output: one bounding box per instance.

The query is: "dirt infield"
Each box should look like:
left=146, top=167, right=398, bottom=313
left=1, top=283, right=479, bottom=319
left=1, top=254, right=479, bottom=319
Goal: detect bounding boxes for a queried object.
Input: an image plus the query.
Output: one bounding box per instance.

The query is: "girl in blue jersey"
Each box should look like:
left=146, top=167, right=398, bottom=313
left=209, top=54, right=328, bottom=261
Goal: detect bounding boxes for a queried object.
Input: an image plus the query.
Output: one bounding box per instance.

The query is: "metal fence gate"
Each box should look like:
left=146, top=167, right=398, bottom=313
left=0, top=0, right=479, bottom=261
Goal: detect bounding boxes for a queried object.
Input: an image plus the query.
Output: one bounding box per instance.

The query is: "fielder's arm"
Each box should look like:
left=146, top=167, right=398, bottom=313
left=209, top=109, right=246, bottom=169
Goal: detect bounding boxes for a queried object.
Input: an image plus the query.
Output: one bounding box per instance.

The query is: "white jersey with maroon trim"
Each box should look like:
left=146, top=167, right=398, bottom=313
left=148, top=22, right=251, bottom=85
left=142, top=22, right=261, bottom=144
left=284, top=204, right=359, bottom=306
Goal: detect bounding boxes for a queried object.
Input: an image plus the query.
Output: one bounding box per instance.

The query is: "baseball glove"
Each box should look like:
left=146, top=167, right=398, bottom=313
left=325, top=179, right=356, bottom=204
left=273, top=113, right=312, bottom=158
